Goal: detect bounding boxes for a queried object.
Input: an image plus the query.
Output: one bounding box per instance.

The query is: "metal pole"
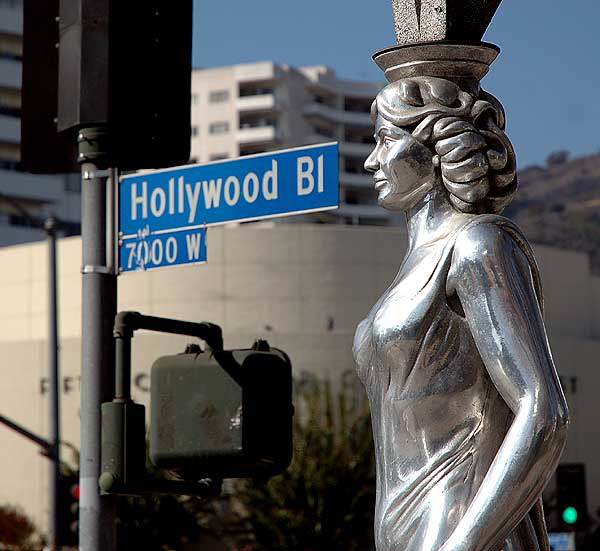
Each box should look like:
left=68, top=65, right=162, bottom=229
left=78, top=127, right=117, bottom=551
left=44, top=216, right=60, bottom=551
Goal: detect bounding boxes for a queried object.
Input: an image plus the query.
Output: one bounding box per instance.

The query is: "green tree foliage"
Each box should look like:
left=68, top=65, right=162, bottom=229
left=98, top=372, right=376, bottom=551
left=116, top=446, right=207, bottom=551
left=225, top=372, right=376, bottom=551
left=117, top=493, right=204, bottom=551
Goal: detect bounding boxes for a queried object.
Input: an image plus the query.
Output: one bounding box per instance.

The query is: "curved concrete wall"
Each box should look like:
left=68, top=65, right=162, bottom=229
left=0, top=223, right=598, bottom=532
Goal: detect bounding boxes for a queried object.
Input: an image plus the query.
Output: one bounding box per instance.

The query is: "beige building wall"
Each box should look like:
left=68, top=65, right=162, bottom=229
left=0, top=224, right=598, bottom=534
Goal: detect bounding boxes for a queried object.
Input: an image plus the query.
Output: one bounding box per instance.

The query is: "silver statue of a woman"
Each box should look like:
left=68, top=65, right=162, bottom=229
left=353, top=13, right=570, bottom=550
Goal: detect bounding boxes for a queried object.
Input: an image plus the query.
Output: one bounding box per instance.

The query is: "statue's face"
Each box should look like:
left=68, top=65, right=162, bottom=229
left=364, top=115, right=436, bottom=211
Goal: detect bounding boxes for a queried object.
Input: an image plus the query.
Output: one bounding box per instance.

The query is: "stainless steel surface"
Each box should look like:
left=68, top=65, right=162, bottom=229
left=354, top=74, right=569, bottom=551
left=372, top=42, right=499, bottom=83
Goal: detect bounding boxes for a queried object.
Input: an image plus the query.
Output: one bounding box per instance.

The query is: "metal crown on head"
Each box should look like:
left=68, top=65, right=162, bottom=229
left=374, top=0, right=503, bottom=83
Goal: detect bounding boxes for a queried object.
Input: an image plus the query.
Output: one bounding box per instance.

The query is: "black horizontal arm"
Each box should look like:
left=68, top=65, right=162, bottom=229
left=114, top=311, right=223, bottom=352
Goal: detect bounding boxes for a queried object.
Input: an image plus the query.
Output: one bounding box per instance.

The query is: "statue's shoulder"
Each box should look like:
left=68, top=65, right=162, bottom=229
left=449, top=214, right=543, bottom=305
left=452, top=214, right=532, bottom=262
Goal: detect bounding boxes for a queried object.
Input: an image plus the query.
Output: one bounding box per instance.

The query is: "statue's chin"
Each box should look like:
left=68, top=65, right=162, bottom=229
left=377, top=181, right=433, bottom=212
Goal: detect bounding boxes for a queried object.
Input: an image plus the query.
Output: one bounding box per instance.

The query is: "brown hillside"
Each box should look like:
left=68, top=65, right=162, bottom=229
left=505, top=151, right=600, bottom=273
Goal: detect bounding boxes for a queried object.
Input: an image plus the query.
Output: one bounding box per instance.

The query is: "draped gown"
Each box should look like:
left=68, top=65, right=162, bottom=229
left=353, top=215, right=549, bottom=551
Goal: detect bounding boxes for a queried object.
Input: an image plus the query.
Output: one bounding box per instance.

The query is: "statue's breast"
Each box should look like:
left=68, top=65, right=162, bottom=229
left=353, top=242, right=451, bottom=388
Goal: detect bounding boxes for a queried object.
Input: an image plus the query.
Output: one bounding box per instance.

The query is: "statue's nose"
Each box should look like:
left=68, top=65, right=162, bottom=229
left=364, top=148, right=379, bottom=173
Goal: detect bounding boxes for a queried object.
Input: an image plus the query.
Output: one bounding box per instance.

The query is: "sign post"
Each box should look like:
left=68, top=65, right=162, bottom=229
left=118, top=143, right=339, bottom=271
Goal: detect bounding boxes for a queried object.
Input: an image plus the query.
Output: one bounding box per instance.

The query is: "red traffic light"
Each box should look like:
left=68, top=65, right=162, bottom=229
left=71, top=484, right=80, bottom=500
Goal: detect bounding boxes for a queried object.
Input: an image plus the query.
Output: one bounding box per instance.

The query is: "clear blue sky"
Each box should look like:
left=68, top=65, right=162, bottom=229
left=192, top=1, right=599, bottom=169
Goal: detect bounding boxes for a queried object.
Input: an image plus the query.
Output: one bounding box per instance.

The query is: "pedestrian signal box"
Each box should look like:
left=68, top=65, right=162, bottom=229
left=100, top=312, right=293, bottom=497
left=150, top=344, right=293, bottom=479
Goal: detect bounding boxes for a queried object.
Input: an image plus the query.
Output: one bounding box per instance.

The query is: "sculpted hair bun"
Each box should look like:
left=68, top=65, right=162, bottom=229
left=373, top=77, right=517, bottom=213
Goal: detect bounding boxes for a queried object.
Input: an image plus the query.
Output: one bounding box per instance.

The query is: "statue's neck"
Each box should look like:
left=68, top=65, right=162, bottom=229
left=405, top=186, right=470, bottom=252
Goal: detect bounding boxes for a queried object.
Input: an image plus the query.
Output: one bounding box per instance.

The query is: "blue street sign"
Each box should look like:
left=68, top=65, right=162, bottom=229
left=119, top=142, right=338, bottom=272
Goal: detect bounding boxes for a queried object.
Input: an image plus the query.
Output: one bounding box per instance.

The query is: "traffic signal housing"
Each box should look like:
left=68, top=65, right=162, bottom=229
left=100, top=313, right=294, bottom=497
left=21, top=0, right=193, bottom=173
left=150, top=343, right=293, bottom=479
left=556, top=463, right=589, bottom=532
left=57, top=471, right=79, bottom=546
left=21, top=0, right=78, bottom=173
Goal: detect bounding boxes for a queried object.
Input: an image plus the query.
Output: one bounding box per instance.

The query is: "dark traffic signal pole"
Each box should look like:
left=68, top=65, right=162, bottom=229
left=21, top=1, right=193, bottom=549
left=78, top=128, right=118, bottom=551
left=45, top=216, right=61, bottom=551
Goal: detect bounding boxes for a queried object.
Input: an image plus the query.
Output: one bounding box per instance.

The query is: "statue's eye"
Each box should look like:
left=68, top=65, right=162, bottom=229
left=383, top=137, right=396, bottom=148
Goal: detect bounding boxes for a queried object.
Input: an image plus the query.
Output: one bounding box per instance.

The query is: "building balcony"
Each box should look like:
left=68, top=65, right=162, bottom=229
left=303, top=102, right=372, bottom=127
left=339, top=141, right=373, bottom=158
left=303, top=134, right=337, bottom=146
left=236, top=125, right=278, bottom=145
left=0, top=169, right=65, bottom=203
left=234, top=61, right=277, bottom=83
left=0, top=5, right=22, bottom=34
left=0, top=114, right=19, bottom=142
left=0, top=58, right=21, bottom=89
left=339, top=171, right=373, bottom=188
left=0, top=223, right=44, bottom=247
left=236, top=94, right=277, bottom=113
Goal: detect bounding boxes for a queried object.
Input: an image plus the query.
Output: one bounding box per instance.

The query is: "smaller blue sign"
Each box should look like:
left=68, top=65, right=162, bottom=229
left=119, top=228, right=206, bottom=272
left=548, top=532, right=575, bottom=551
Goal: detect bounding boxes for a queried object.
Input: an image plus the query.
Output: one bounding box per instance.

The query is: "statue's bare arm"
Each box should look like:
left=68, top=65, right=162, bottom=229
left=443, top=223, right=569, bottom=551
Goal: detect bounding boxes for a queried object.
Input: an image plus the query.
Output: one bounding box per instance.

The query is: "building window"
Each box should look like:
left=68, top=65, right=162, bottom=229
left=191, top=126, right=199, bottom=137
left=209, top=90, right=229, bottom=103
left=344, top=97, right=373, bottom=114
left=0, top=86, right=20, bottom=117
left=313, top=126, right=334, bottom=139
left=344, top=128, right=374, bottom=144
left=0, top=31, right=22, bottom=61
left=312, top=93, right=336, bottom=107
left=344, top=158, right=366, bottom=174
left=0, top=140, right=19, bottom=165
left=209, top=153, right=229, bottom=161
left=239, top=84, right=273, bottom=97
left=209, top=121, right=229, bottom=134
left=345, top=189, right=376, bottom=206
left=0, top=103, right=19, bottom=117
left=239, top=146, right=266, bottom=156
left=0, top=0, right=23, bottom=8
left=191, top=94, right=199, bottom=105
left=239, top=115, right=276, bottom=129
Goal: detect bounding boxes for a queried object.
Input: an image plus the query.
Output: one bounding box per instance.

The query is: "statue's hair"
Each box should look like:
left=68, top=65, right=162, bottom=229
left=372, top=77, right=517, bottom=214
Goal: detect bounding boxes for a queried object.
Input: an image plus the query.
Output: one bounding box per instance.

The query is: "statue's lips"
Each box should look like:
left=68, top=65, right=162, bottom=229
left=374, top=179, right=387, bottom=191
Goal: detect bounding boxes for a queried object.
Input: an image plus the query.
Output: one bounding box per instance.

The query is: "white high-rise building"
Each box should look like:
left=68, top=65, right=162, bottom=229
left=0, top=0, right=81, bottom=247
left=2, top=13, right=392, bottom=249
left=191, top=62, right=394, bottom=225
